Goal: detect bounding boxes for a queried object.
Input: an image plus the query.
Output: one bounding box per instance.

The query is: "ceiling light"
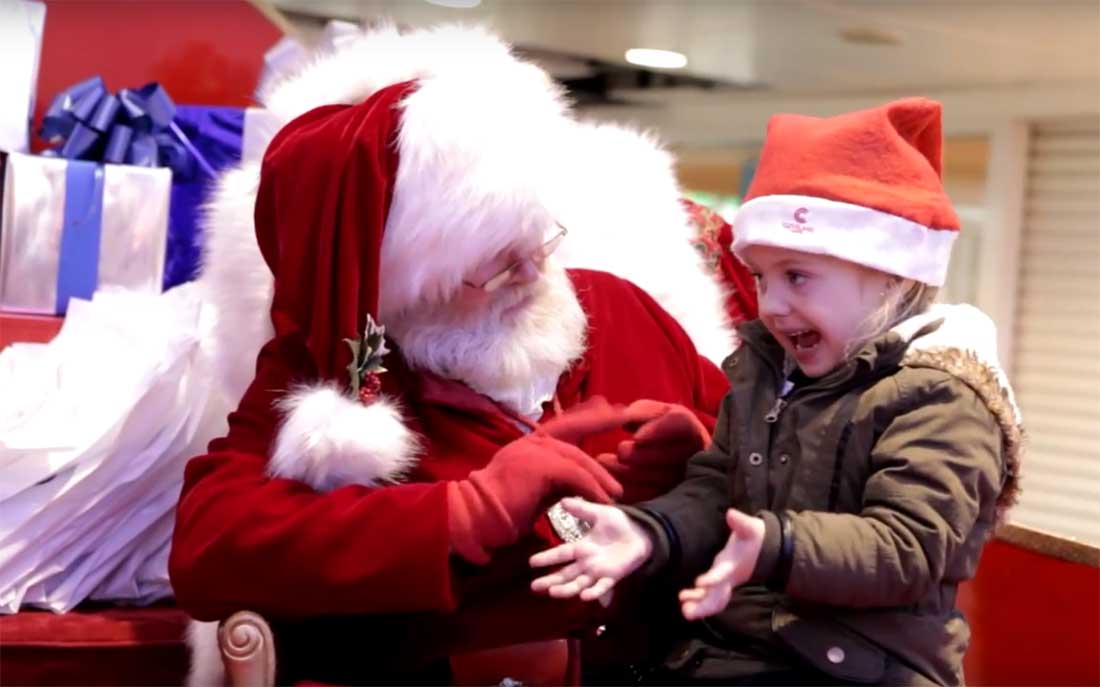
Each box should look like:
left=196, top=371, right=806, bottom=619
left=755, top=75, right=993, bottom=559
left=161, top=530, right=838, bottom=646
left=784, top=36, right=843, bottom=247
left=625, top=48, right=687, bottom=70
left=425, top=0, right=481, bottom=7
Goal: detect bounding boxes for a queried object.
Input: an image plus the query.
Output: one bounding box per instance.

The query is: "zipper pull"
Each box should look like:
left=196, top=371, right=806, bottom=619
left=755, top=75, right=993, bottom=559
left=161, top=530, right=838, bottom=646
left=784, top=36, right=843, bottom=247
left=764, top=397, right=788, bottom=424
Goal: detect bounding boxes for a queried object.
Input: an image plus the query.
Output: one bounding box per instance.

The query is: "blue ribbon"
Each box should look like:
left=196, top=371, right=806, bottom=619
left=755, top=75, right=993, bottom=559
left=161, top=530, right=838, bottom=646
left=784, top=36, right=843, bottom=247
left=39, top=76, right=215, bottom=179
left=55, top=160, right=105, bottom=314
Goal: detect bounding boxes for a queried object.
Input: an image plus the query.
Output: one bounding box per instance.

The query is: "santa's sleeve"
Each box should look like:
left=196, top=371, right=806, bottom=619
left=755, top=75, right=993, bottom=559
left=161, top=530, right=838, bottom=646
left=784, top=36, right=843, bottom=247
left=168, top=335, right=456, bottom=621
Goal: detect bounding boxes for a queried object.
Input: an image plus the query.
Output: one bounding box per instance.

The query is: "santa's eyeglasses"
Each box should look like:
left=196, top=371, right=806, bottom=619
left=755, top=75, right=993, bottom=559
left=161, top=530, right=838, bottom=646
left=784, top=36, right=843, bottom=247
left=463, top=226, right=568, bottom=292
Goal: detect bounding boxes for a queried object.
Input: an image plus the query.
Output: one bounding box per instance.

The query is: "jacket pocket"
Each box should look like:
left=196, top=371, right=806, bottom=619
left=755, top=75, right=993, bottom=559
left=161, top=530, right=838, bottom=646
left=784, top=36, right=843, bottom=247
left=772, top=607, right=886, bottom=684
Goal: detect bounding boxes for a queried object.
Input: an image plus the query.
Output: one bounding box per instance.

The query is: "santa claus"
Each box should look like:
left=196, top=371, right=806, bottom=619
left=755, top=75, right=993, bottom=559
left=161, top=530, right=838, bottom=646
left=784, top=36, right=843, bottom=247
left=171, top=23, right=752, bottom=685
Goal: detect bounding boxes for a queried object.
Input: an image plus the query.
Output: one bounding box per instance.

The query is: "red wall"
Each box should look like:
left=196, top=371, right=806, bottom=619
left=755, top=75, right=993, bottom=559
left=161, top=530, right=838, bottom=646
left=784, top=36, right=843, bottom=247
left=32, top=0, right=284, bottom=151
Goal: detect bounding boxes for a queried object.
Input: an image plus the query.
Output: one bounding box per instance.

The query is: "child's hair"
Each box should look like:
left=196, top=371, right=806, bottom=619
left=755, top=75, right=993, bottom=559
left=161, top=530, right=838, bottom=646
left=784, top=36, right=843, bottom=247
left=847, top=278, right=940, bottom=357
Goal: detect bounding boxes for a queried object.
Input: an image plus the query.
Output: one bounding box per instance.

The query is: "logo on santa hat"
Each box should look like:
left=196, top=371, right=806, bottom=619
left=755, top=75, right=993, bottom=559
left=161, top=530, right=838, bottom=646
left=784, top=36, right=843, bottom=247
left=782, top=207, right=814, bottom=234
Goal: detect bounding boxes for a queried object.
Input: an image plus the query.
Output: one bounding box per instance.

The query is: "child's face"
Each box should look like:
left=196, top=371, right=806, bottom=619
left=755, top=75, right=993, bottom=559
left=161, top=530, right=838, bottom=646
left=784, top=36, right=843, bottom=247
left=741, top=244, right=891, bottom=378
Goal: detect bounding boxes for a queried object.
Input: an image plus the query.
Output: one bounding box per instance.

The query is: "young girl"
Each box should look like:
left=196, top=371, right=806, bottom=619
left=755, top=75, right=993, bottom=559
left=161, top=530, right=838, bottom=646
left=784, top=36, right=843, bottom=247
left=530, top=98, right=1023, bottom=686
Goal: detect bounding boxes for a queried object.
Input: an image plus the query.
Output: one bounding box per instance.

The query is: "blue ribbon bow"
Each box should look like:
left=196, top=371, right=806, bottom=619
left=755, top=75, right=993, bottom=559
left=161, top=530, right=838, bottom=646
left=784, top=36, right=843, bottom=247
left=39, top=75, right=215, bottom=178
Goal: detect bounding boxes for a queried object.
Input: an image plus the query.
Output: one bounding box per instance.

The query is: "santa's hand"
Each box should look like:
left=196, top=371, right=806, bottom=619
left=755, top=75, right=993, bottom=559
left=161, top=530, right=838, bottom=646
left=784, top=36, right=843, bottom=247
left=623, top=400, right=710, bottom=450
left=448, top=436, right=622, bottom=565
left=538, top=396, right=628, bottom=446
left=593, top=401, right=709, bottom=501
left=529, top=498, right=653, bottom=601
left=679, top=508, right=765, bottom=621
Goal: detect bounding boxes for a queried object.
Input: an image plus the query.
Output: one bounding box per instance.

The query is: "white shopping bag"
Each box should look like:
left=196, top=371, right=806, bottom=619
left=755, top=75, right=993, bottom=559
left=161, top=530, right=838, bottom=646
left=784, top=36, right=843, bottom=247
left=0, top=283, right=231, bottom=613
left=0, top=1, right=46, bottom=154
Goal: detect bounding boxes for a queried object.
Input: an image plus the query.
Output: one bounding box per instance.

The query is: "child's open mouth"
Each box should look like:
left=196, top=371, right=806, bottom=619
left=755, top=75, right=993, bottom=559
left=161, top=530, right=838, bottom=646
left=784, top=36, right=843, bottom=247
left=789, top=329, right=821, bottom=352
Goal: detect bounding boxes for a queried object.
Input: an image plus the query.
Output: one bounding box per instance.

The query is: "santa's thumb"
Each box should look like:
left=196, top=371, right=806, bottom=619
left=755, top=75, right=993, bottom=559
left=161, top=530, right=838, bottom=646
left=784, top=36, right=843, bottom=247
left=726, top=508, right=757, bottom=536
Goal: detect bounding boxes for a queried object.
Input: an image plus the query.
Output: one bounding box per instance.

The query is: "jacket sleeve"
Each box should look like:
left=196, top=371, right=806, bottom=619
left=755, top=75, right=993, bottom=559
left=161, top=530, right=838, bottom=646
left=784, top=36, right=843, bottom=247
left=624, top=390, right=735, bottom=584
left=777, top=376, right=1003, bottom=608
left=169, top=335, right=456, bottom=621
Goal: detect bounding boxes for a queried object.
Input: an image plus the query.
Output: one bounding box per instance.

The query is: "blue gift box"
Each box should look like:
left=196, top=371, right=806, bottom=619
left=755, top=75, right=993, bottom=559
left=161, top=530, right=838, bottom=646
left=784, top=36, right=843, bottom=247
left=0, top=78, right=256, bottom=312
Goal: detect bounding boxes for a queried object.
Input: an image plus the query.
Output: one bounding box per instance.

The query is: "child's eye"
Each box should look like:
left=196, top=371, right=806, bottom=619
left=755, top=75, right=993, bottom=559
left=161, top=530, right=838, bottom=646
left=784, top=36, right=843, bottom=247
left=786, top=271, right=807, bottom=286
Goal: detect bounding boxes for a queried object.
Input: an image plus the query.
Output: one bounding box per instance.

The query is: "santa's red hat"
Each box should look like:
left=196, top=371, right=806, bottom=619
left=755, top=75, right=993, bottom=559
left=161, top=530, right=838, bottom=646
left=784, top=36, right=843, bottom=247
left=252, top=37, right=572, bottom=491
left=732, top=98, right=959, bottom=286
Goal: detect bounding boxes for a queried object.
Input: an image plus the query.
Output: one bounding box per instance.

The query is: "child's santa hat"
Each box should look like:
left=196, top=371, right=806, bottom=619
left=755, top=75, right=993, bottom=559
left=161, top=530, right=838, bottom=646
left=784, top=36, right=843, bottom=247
left=732, top=98, right=959, bottom=286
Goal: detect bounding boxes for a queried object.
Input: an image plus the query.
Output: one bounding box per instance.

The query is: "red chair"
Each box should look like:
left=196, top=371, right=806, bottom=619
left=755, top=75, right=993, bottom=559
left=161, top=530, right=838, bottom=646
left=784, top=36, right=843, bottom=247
left=958, top=524, right=1100, bottom=686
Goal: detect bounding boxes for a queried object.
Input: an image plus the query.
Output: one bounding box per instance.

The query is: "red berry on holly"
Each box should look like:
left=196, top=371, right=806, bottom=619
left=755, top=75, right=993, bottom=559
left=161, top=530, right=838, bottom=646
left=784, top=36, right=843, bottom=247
left=357, top=373, right=382, bottom=405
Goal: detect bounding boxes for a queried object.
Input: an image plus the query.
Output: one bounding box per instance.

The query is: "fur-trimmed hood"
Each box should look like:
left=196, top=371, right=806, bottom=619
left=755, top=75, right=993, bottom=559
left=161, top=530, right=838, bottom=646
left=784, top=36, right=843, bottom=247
left=895, top=303, right=1024, bottom=514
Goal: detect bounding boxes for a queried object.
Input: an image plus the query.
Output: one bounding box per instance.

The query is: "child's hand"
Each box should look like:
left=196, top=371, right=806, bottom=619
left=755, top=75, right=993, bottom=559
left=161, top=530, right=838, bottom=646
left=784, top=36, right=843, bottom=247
left=679, top=508, right=765, bottom=621
left=529, top=497, right=653, bottom=602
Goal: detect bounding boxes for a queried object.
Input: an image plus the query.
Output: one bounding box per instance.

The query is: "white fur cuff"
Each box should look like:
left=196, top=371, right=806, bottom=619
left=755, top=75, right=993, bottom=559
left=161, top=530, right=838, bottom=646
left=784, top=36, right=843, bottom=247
left=269, top=385, right=420, bottom=491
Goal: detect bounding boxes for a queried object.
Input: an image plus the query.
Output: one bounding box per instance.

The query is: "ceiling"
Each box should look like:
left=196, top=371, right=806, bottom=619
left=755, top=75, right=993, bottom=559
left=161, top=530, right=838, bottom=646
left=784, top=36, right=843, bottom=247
left=270, top=0, right=1100, bottom=147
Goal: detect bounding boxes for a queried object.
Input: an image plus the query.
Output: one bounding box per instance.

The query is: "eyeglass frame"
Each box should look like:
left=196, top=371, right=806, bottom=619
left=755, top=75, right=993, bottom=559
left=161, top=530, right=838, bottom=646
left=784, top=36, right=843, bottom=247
left=462, top=225, right=569, bottom=292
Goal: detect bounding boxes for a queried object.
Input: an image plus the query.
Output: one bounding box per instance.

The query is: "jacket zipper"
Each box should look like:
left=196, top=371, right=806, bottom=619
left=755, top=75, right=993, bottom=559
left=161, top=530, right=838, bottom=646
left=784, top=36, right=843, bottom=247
left=762, top=385, right=794, bottom=504
left=764, top=396, right=788, bottom=424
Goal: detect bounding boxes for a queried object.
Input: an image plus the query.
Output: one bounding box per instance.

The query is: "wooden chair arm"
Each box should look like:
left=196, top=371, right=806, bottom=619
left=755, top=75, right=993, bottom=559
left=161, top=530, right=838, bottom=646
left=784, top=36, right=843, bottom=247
left=218, top=611, right=276, bottom=687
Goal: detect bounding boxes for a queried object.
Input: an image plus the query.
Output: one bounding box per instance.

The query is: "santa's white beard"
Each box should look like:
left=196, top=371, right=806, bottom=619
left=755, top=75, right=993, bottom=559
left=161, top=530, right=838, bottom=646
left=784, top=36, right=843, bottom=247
left=386, top=262, right=587, bottom=418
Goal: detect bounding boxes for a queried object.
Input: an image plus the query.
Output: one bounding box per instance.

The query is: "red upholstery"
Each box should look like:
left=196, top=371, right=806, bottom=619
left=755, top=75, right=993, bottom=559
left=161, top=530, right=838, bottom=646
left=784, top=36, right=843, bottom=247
left=0, top=604, right=190, bottom=686
left=959, top=531, right=1100, bottom=686
left=0, top=312, right=64, bottom=350
left=450, top=639, right=581, bottom=686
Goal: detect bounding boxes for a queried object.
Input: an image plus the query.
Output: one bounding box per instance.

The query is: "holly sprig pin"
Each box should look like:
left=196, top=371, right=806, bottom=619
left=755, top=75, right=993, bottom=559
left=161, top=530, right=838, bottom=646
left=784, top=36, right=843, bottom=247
left=344, top=315, right=389, bottom=405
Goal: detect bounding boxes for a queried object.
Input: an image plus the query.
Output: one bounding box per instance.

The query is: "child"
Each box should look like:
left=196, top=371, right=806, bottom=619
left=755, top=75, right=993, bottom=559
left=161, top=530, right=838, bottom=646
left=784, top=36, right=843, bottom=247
left=530, top=98, right=1023, bottom=686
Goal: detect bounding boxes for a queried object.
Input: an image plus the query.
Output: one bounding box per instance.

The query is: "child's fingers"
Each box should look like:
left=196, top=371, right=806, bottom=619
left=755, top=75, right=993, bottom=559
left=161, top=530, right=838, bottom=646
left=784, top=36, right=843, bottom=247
left=580, top=577, right=617, bottom=602
left=598, top=588, right=615, bottom=608
left=678, top=587, right=707, bottom=603
left=529, top=543, right=577, bottom=568
left=560, top=496, right=608, bottom=523
left=548, top=573, right=594, bottom=599
left=695, top=560, right=735, bottom=587
left=682, top=589, right=728, bottom=621
left=530, top=561, right=584, bottom=592
left=681, top=600, right=701, bottom=621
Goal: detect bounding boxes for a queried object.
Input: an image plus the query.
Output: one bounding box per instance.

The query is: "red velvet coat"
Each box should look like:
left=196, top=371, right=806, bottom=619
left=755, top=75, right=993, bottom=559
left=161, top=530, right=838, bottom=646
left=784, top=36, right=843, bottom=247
left=169, top=268, right=729, bottom=671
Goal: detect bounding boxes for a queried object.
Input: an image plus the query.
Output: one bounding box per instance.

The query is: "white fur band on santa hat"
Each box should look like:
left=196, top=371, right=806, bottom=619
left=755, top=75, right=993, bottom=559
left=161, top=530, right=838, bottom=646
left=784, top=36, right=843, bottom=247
left=732, top=194, right=957, bottom=286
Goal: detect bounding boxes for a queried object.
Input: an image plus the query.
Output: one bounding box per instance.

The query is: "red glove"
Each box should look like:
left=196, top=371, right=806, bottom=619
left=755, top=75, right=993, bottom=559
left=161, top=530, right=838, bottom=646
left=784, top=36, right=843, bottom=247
left=598, top=400, right=711, bottom=501
left=448, top=433, right=623, bottom=565
left=538, top=396, right=628, bottom=446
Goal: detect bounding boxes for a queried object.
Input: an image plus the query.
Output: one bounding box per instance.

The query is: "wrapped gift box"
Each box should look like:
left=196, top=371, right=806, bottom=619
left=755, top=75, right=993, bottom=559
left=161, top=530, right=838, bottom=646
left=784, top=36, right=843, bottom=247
left=0, top=152, right=170, bottom=315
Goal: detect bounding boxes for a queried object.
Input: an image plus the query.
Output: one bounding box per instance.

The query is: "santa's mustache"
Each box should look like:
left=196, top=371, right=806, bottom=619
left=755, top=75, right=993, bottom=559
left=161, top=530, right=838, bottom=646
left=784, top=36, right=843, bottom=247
left=385, top=262, right=587, bottom=412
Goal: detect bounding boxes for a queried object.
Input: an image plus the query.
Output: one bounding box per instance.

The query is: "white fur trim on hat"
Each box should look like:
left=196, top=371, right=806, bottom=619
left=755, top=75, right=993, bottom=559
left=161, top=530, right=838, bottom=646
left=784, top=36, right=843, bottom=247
left=732, top=194, right=957, bottom=286
left=269, top=386, right=420, bottom=490
left=378, top=51, right=570, bottom=318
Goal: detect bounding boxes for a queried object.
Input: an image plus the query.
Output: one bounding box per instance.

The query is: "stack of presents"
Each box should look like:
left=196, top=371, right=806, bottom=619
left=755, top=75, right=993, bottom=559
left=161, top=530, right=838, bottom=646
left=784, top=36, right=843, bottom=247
left=0, top=2, right=286, bottom=683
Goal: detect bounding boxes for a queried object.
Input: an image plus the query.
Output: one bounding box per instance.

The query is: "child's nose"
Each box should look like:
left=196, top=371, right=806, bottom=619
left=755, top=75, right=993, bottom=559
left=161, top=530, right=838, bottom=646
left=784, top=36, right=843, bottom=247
left=758, top=288, right=791, bottom=318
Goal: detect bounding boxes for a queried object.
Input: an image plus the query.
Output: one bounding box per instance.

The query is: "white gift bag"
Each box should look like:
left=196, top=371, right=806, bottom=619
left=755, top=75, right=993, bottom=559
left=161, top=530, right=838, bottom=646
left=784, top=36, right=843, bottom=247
left=0, top=1, right=46, bottom=154
left=0, top=283, right=232, bottom=613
